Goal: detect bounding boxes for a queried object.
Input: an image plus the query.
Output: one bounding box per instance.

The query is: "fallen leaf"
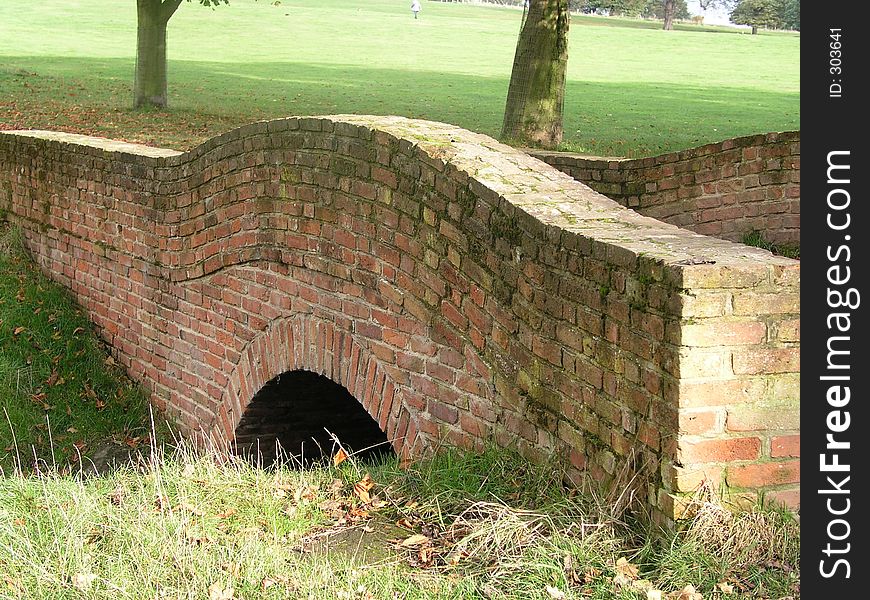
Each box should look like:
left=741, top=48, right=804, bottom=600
left=294, top=485, right=318, bottom=504
left=220, top=562, right=240, bottom=578
left=349, top=506, right=370, bottom=519
left=398, top=534, right=430, bottom=547
left=3, top=575, right=23, bottom=596
left=354, top=486, right=371, bottom=504
left=13, top=326, right=25, bottom=335
left=615, top=556, right=640, bottom=580
left=208, top=582, right=235, bottom=600
left=545, top=585, right=566, bottom=599
left=104, top=355, right=116, bottom=366
left=716, top=582, right=734, bottom=594
left=352, top=473, right=376, bottom=503
left=179, top=502, right=204, bottom=516
left=217, top=508, right=237, bottom=519
left=647, top=589, right=663, bottom=600
left=71, top=572, right=97, bottom=591
left=333, top=447, right=348, bottom=466
left=262, top=576, right=289, bottom=590
left=667, top=584, right=703, bottom=600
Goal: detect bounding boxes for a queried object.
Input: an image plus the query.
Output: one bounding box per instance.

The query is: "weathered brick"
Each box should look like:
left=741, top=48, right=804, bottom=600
left=732, top=293, right=799, bottom=316
left=680, top=321, right=767, bottom=347
left=679, top=409, right=725, bottom=435
left=675, top=349, right=733, bottom=378
left=726, top=402, right=799, bottom=432
left=679, top=437, right=761, bottom=464
left=671, top=464, right=724, bottom=492
left=771, top=434, right=800, bottom=458
left=727, top=460, right=800, bottom=488
left=732, top=347, right=799, bottom=375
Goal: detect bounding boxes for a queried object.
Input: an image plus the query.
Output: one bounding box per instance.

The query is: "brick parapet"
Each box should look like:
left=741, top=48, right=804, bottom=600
left=531, top=130, right=800, bottom=246
left=0, top=117, right=799, bottom=526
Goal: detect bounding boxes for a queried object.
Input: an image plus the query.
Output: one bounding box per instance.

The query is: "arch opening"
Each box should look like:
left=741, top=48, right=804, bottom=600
left=232, top=370, right=394, bottom=466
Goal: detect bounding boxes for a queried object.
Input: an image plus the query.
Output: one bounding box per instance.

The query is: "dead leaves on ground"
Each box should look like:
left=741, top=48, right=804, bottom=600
left=352, top=473, right=375, bottom=504
left=70, top=572, right=98, bottom=591
left=207, top=582, right=235, bottom=600
left=332, top=447, right=348, bottom=467
left=317, top=474, right=388, bottom=526
left=609, top=556, right=724, bottom=599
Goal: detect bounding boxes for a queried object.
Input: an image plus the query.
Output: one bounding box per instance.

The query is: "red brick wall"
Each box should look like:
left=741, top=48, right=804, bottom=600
left=0, top=118, right=799, bottom=526
left=531, top=131, right=800, bottom=246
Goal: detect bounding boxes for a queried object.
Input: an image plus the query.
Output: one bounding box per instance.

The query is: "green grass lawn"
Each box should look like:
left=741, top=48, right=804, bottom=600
left=0, top=227, right=163, bottom=473
left=0, top=440, right=799, bottom=599
left=0, top=0, right=798, bottom=157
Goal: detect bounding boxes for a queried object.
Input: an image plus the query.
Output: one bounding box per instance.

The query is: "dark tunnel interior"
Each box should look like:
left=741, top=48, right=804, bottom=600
left=233, top=370, right=394, bottom=467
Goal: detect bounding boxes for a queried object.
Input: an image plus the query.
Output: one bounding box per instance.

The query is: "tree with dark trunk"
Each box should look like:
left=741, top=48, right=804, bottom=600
left=135, top=0, right=228, bottom=109
left=662, top=0, right=676, bottom=29
left=501, top=0, right=570, bottom=149
left=729, top=0, right=780, bottom=34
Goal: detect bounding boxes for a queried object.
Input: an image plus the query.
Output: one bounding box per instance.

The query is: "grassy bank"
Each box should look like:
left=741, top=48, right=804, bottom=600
left=0, top=0, right=798, bottom=157
left=0, top=226, right=159, bottom=473
left=0, top=442, right=800, bottom=599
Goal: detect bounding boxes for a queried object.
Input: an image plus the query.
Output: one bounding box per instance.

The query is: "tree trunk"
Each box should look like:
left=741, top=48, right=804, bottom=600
left=663, top=0, right=676, bottom=30
left=751, top=25, right=758, bottom=34
left=501, top=0, right=569, bottom=149
left=135, top=0, right=182, bottom=109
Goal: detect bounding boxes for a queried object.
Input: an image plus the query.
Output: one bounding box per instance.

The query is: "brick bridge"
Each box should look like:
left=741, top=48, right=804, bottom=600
left=0, top=117, right=799, bottom=526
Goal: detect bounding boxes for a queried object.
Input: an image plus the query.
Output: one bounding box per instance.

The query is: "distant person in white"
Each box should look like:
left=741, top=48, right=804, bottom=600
left=411, top=0, right=421, bottom=19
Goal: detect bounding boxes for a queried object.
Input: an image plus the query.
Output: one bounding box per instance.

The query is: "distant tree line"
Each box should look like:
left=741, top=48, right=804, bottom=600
left=574, top=0, right=689, bottom=20
left=728, top=0, right=799, bottom=33
left=435, top=0, right=690, bottom=19
left=698, top=0, right=798, bottom=32
left=435, top=0, right=799, bottom=33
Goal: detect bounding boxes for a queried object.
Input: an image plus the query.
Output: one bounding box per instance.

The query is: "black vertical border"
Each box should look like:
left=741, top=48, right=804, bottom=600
left=802, top=1, right=867, bottom=594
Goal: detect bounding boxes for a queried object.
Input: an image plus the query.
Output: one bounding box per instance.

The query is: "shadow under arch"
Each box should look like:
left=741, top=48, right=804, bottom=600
left=210, top=314, right=418, bottom=463
left=233, top=369, right=394, bottom=466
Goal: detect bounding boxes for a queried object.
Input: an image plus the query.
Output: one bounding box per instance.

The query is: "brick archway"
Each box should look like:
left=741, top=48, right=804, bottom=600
left=210, top=314, right=415, bottom=459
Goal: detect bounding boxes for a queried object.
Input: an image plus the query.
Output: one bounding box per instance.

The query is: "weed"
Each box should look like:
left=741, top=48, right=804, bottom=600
left=741, top=230, right=800, bottom=259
